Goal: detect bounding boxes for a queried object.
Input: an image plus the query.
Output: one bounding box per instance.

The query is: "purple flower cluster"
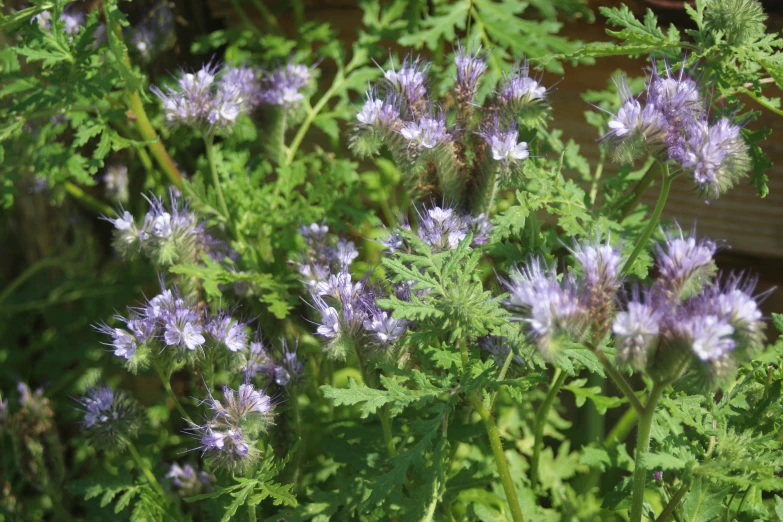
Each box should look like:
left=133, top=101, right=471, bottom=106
left=105, top=188, right=233, bottom=266
left=95, top=283, right=251, bottom=370
left=296, top=223, right=407, bottom=359
left=612, top=228, right=766, bottom=386
left=240, top=337, right=305, bottom=388
left=380, top=205, right=492, bottom=254
left=76, top=385, right=142, bottom=449
left=479, top=120, right=529, bottom=165
left=166, top=462, right=214, bottom=496
left=502, top=238, right=624, bottom=360
left=498, top=60, right=548, bottom=110
left=188, top=382, right=274, bottom=473
left=151, top=63, right=261, bottom=132
left=257, top=63, right=313, bottom=108
left=479, top=336, right=525, bottom=368
left=128, top=2, right=175, bottom=63
left=0, top=383, right=54, bottom=436
left=604, top=60, right=751, bottom=200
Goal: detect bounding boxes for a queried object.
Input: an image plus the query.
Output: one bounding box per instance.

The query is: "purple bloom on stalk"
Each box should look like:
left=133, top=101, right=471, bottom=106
left=603, top=76, right=668, bottom=158
left=672, top=313, right=736, bottom=362
left=272, top=338, right=305, bottom=386
left=363, top=311, right=407, bottom=343
left=166, top=463, right=214, bottom=494
left=258, top=62, right=313, bottom=107
left=104, top=165, right=129, bottom=202
left=654, top=226, right=717, bottom=299
left=677, top=118, right=751, bottom=201
left=613, top=293, right=663, bottom=371
left=220, top=66, right=261, bottom=110
left=384, top=58, right=429, bottom=106
left=454, top=45, right=488, bottom=100
left=207, top=314, right=248, bottom=353
left=470, top=214, right=493, bottom=245
left=356, top=91, right=401, bottom=128
left=76, top=385, right=142, bottom=449
left=499, top=60, right=547, bottom=106
left=480, top=121, right=529, bottom=163
left=646, top=60, right=702, bottom=122
left=164, top=308, right=205, bottom=351
left=503, top=258, right=587, bottom=359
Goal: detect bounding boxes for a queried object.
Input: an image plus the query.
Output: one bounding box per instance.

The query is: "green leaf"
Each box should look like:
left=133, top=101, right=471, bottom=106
left=564, top=379, right=625, bottom=414
left=681, top=477, right=730, bottom=522
left=397, top=3, right=468, bottom=50
left=641, top=452, right=688, bottom=471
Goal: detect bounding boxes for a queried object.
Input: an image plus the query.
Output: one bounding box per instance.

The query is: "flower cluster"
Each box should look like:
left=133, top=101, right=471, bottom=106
left=296, top=223, right=407, bottom=360
left=76, top=385, right=143, bottom=450
left=351, top=49, right=541, bottom=211
left=106, top=188, right=233, bottom=266
left=166, top=462, right=215, bottom=496
left=380, top=204, right=492, bottom=254
left=128, top=2, right=175, bottom=63
left=502, top=237, right=624, bottom=360
left=103, top=164, right=129, bottom=203
left=151, top=63, right=262, bottom=132
left=1, top=383, right=55, bottom=437
left=95, top=283, right=250, bottom=372
left=480, top=336, right=526, bottom=369
left=239, top=337, right=305, bottom=388
left=257, top=62, right=314, bottom=109
left=188, top=382, right=274, bottom=474
left=604, top=60, right=751, bottom=201
left=612, top=226, right=765, bottom=387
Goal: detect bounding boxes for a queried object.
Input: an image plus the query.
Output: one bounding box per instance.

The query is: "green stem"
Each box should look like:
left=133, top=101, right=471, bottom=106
left=459, top=337, right=470, bottom=374
left=247, top=503, right=257, bottom=522
left=617, top=161, right=657, bottom=218
left=289, top=386, right=303, bottom=491
left=203, top=134, right=230, bottom=221
left=0, top=257, right=60, bottom=308
left=605, top=404, right=639, bottom=443
left=594, top=348, right=644, bottom=414
left=63, top=181, right=115, bottom=215
left=621, top=166, right=673, bottom=276
left=127, top=440, right=167, bottom=500
left=655, top=482, right=690, bottom=522
left=249, top=0, right=282, bottom=34
left=106, top=11, right=182, bottom=187
left=629, top=381, right=665, bottom=522
left=285, top=69, right=346, bottom=163
left=468, top=396, right=525, bottom=522
left=153, top=363, right=193, bottom=424
left=530, top=369, right=566, bottom=488
left=489, top=347, right=516, bottom=410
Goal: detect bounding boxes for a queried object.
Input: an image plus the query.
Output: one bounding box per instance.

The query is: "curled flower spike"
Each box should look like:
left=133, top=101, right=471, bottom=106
left=499, top=60, right=548, bottom=108
left=613, top=292, right=663, bottom=371
left=382, top=57, right=429, bottom=111
left=76, top=385, right=143, bottom=450
left=258, top=62, right=314, bottom=108
left=188, top=381, right=274, bottom=474
left=454, top=45, right=488, bottom=104
left=603, top=76, right=668, bottom=161
left=678, top=118, right=751, bottom=201
left=503, top=258, right=588, bottom=360
left=654, top=225, right=717, bottom=301
left=572, top=237, right=624, bottom=336
left=356, top=90, right=401, bottom=129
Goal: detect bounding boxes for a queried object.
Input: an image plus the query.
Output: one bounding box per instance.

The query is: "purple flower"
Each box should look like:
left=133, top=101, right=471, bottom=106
left=384, top=58, right=429, bottom=107
left=653, top=470, right=664, bottom=482
left=672, top=313, right=736, bottom=362
left=103, top=165, right=129, bottom=202
left=220, top=66, right=261, bottom=110
left=603, top=76, right=668, bottom=157
left=207, top=314, right=248, bottom=352
left=480, top=122, right=529, bottom=163
left=242, top=340, right=274, bottom=377
left=166, top=463, right=214, bottom=494
left=164, top=308, right=205, bottom=351
left=401, top=115, right=449, bottom=149
left=363, top=311, right=407, bottom=343
left=273, top=338, right=305, bottom=386
left=499, top=61, right=547, bottom=106
left=470, top=214, right=493, bottom=245
left=258, top=62, right=313, bottom=108
left=417, top=206, right=468, bottom=251
left=480, top=337, right=525, bottom=367
left=356, top=92, right=401, bottom=128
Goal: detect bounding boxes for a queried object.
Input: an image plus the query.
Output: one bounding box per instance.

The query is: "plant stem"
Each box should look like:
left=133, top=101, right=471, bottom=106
left=63, top=181, right=115, bottom=215
left=106, top=12, right=182, bottom=187
left=655, top=481, right=690, bottom=522
left=594, top=348, right=644, bottom=414
left=153, top=363, right=193, bottom=424
left=127, top=440, right=167, bottom=500
left=468, top=396, right=525, bottom=522
left=621, top=165, right=673, bottom=276
left=289, top=386, right=303, bottom=491
left=355, top=347, right=396, bottom=456
left=530, top=369, right=566, bottom=488
left=249, top=0, right=282, bottom=34
left=605, top=404, right=639, bottom=443
left=629, top=381, right=665, bottom=522
left=617, top=161, right=656, bottom=218
left=0, top=257, right=60, bottom=307
left=203, top=134, right=230, bottom=221
left=490, top=347, right=516, bottom=410
left=247, top=503, right=257, bottom=522
left=459, top=337, right=470, bottom=374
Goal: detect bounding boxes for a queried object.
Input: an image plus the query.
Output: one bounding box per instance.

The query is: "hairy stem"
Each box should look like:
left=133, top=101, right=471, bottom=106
left=106, top=12, right=182, bottom=187
left=247, top=503, right=257, bottom=522
left=289, top=386, right=303, bottom=491
left=285, top=70, right=345, bottom=163
left=127, top=441, right=167, bottom=500
left=617, top=161, right=657, bottom=218
left=154, top=363, right=193, bottom=424
left=203, top=134, right=230, bottom=221
left=594, top=348, right=644, bottom=414
left=468, top=396, right=525, bottom=522
left=530, top=369, right=566, bottom=488
left=629, top=381, right=665, bottom=522
left=655, top=481, right=690, bottom=522
left=605, top=404, right=639, bottom=443
left=621, top=165, right=673, bottom=276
